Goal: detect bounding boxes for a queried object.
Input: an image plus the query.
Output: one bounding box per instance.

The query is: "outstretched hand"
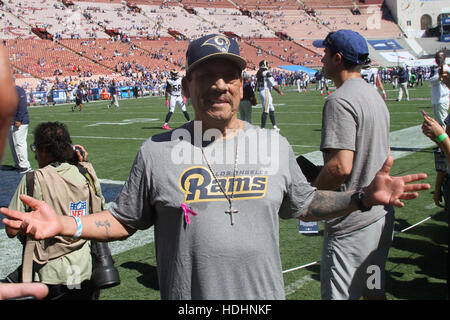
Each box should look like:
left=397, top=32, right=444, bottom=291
left=0, top=195, right=63, bottom=240
left=363, top=155, right=430, bottom=208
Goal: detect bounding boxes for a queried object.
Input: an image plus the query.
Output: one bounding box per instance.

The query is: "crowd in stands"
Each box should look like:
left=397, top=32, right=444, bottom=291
left=1, top=0, right=406, bottom=93
left=19, top=63, right=438, bottom=107
left=21, top=69, right=171, bottom=105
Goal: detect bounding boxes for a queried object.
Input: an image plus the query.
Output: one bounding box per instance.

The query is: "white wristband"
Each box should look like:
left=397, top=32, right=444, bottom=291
left=72, top=216, right=82, bottom=238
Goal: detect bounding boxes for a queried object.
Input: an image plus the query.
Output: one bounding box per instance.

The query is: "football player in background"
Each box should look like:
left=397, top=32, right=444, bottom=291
left=361, top=64, right=387, bottom=100
left=107, top=80, right=119, bottom=110
left=162, top=70, right=190, bottom=130
left=72, top=84, right=84, bottom=112
left=256, top=60, right=284, bottom=132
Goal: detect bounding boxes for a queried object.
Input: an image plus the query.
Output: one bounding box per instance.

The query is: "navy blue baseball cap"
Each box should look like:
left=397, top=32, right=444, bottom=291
left=313, top=30, right=369, bottom=65
left=185, top=34, right=247, bottom=74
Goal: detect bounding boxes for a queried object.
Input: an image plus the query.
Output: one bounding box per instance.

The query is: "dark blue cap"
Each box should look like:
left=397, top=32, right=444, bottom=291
left=313, top=30, right=369, bottom=65
left=186, top=34, right=247, bottom=74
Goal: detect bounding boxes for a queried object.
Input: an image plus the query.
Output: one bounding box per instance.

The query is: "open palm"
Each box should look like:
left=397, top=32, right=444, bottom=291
left=1, top=195, right=63, bottom=240
left=364, top=155, right=429, bottom=208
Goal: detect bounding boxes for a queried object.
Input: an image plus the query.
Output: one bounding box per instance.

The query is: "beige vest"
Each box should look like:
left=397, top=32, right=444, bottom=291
left=22, top=162, right=102, bottom=283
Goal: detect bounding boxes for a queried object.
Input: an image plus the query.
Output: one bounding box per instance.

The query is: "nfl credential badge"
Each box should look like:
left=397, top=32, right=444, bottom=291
left=70, top=200, right=87, bottom=217
left=201, top=35, right=230, bottom=52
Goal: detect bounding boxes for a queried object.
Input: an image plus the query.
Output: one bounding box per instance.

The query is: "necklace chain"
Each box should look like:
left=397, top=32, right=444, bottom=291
left=200, top=135, right=239, bottom=225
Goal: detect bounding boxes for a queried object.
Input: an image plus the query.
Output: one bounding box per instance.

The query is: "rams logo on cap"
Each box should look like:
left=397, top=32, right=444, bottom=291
left=201, top=35, right=230, bottom=53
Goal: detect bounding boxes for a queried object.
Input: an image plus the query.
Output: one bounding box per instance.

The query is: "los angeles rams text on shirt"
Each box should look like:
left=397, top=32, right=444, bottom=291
left=179, top=166, right=268, bottom=203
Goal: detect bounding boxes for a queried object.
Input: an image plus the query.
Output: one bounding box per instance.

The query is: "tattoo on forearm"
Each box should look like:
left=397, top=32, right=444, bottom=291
left=307, top=191, right=354, bottom=220
left=95, top=220, right=111, bottom=237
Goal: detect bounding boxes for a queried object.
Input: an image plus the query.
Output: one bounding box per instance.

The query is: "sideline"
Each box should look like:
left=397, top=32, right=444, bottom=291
left=300, top=125, right=434, bottom=165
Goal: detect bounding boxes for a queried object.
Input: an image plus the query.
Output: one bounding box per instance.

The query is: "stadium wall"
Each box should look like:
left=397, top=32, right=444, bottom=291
left=385, top=0, right=450, bottom=38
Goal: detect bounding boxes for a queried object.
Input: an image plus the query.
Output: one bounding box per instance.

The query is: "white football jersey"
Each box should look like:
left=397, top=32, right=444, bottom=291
left=256, top=70, right=277, bottom=92
left=166, top=77, right=182, bottom=96
left=360, top=68, right=378, bottom=88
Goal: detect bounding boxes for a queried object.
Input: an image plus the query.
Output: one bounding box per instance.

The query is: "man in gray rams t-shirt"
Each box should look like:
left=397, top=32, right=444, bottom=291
left=110, top=121, right=315, bottom=299
left=313, top=30, right=393, bottom=300
left=0, top=33, right=430, bottom=301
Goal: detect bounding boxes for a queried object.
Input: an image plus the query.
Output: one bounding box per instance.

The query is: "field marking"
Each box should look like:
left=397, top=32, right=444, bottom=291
left=99, top=179, right=127, bottom=185
left=284, top=275, right=315, bottom=296
left=87, top=118, right=160, bottom=127
left=0, top=234, right=22, bottom=278
left=394, top=216, right=433, bottom=234
left=281, top=208, right=441, bottom=276
left=71, top=135, right=147, bottom=141
left=283, top=261, right=318, bottom=274
left=299, top=125, right=434, bottom=165
left=291, top=145, right=319, bottom=148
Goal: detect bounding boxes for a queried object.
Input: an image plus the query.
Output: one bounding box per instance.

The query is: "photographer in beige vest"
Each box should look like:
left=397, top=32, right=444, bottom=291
left=5, top=122, right=103, bottom=300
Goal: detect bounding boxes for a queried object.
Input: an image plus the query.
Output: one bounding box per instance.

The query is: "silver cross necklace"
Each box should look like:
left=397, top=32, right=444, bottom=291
left=201, top=134, right=239, bottom=226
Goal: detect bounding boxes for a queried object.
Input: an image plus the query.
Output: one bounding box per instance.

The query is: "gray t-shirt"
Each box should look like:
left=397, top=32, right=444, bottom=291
left=109, top=121, right=316, bottom=299
left=320, top=77, right=390, bottom=236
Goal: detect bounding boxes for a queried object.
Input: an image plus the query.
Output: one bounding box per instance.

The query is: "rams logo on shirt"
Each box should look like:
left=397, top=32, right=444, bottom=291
left=179, top=166, right=268, bottom=203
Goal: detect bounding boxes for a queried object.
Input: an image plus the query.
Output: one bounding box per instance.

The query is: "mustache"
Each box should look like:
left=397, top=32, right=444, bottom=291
left=204, top=94, right=233, bottom=105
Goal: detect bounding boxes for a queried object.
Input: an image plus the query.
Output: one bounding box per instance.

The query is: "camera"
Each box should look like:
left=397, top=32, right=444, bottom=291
left=90, top=241, right=121, bottom=289
left=74, top=146, right=85, bottom=159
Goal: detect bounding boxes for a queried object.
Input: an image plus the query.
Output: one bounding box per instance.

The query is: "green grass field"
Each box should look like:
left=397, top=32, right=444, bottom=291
left=2, top=83, right=447, bottom=300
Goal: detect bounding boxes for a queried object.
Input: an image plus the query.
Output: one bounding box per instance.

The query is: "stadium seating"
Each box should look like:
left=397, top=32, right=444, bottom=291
left=233, top=0, right=301, bottom=10
left=179, top=0, right=235, bottom=9
left=257, top=9, right=331, bottom=40
left=0, top=10, right=38, bottom=39
left=5, top=38, right=113, bottom=78
left=139, top=4, right=209, bottom=39
left=0, top=0, right=404, bottom=81
left=6, top=0, right=101, bottom=39
left=195, top=7, right=275, bottom=38
left=248, top=38, right=322, bottom=67
left=59, top=38, right=185, bottom=73
left=75, top=1, right=157, bottom=38
left=316, top=7, right=401, bottom=39
left=301, top=0, right=356, bottom=9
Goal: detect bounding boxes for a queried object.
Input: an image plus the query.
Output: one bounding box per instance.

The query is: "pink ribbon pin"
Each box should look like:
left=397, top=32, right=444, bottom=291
left=181, top=203, right=197, bottom=225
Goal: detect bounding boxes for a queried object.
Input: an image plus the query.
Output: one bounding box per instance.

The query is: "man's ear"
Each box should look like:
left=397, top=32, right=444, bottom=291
left=239, top=73, right=244, bottom=99
left=182, top=77, right=190, bottom=98
left=333, top=52, right=343, bottom=66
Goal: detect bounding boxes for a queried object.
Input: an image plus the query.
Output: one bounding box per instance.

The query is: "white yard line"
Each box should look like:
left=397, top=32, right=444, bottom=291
left=284, top=275, right=315, bottom=296
left=300, top=125, right=434, bottom=165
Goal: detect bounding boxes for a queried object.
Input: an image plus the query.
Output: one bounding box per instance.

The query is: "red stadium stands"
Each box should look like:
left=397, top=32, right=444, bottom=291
left=5, top=39, right=113, bottom=78
left=179, top=0, right=235, bottom=8
left=1, top=0, right=402, bottom=81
